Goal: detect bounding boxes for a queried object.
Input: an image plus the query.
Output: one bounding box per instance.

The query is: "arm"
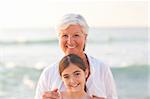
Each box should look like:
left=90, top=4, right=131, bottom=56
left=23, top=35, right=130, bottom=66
left=85, top=56, right=117, bottom=98
left=34, top=68, right=60, bottom=99
left=104, top=65, right=118, bottom=99
left=34, top=69, right=49, bottom=99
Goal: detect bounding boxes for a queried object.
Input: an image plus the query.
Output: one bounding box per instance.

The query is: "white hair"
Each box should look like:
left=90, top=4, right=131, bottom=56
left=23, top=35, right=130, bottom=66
left=56, top=13, right=89, bottom=34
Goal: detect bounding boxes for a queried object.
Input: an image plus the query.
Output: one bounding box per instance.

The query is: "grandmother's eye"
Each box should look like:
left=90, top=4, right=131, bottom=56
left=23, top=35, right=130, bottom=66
left=74, top=34, right=79, bottom=36
left=62, top=34, right=68, bottom=38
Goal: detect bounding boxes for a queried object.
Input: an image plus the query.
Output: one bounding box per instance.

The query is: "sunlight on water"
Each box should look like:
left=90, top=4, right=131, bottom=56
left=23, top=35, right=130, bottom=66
left=23, top=75, right=35, bottom=89
left=5, top=62, right=16, bottom=68
left=34, top=61, right=48, bottom=70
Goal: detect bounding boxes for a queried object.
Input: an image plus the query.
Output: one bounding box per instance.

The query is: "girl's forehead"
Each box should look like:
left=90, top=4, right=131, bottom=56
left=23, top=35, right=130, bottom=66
left=62, top=64, right=82, bottom=73
left=67, top=63, right=81, bottom=70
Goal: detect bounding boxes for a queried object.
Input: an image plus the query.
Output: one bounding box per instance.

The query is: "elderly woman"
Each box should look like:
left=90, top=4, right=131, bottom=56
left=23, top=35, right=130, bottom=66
left=35, top=13, right=118, bottom=99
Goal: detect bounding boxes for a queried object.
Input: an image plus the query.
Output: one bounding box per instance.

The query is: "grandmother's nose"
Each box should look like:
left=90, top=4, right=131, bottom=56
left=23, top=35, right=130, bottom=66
left=67, top=36, right=73, bottom=44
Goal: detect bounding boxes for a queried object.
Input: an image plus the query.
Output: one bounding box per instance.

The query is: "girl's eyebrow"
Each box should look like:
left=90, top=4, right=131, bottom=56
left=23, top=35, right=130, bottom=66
left=62, top=70, right=81, bottom=76
left=63, top=74, right=69, bottom=77
left=73, top=70, right=81, bottom=74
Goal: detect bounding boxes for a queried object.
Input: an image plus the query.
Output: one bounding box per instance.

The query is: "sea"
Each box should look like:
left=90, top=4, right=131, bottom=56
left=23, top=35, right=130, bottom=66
left=0, top=27, right=149, bottom=99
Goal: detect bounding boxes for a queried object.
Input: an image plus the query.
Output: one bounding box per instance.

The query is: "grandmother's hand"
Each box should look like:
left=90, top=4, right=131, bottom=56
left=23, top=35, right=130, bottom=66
left=42, top=89, right=60, bottom=99
left=92, top=95, right=105, bottom=99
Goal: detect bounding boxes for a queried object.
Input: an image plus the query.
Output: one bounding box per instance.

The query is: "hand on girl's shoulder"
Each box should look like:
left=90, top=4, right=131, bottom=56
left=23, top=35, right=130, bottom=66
left=91, top=95, right=105, bottom=99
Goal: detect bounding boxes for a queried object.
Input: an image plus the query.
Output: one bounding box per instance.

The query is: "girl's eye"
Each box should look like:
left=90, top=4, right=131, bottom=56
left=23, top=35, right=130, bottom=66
left=74, top=73, right=80, bottom=76
left=64, top=76, right=69, bottom=79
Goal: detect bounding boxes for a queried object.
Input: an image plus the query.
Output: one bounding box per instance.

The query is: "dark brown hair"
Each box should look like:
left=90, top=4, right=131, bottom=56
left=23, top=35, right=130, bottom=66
left=59, top=54, right=86, bottom=76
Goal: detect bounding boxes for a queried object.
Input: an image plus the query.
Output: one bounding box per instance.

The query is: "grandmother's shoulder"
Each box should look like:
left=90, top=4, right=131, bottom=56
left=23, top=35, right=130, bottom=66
left=88, top=55, right=109, bottom=68
left=42, top=61, right=59, bottom=74
left=88, top=55, right=104, bottom=64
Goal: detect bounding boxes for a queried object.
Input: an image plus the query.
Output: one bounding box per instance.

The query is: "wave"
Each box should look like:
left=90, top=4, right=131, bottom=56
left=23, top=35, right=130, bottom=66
left=112, top=64, right=149, bottom=74
left=0, top=39, right=58, bottom=45
left=0, top=38, right=147, bottom=45
left=0, top=63, right=149, bottom=72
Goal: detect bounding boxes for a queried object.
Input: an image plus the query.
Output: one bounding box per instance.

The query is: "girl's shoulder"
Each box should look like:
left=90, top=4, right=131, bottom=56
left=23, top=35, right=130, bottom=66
left=89, top=96, right=93, bottom=99
left=86, top=95, right=94, bottom=99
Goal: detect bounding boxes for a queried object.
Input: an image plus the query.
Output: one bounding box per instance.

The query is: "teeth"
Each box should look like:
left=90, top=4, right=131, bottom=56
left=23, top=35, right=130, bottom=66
left=67, top=45, right=75, bottom=48
left=71, top=84, right=79, bottom=87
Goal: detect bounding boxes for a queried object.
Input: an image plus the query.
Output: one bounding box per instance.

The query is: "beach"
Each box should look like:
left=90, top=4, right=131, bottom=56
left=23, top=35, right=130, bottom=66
left=0, top=27, right=149, bottom=99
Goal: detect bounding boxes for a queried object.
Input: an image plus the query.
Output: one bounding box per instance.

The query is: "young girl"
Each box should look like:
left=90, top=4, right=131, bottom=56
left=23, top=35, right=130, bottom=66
left=59, top=54, right=92, bottom=99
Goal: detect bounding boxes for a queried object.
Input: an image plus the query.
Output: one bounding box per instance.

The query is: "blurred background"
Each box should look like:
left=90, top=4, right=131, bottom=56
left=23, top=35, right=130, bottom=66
left=0, top=0, right=149, bottom=99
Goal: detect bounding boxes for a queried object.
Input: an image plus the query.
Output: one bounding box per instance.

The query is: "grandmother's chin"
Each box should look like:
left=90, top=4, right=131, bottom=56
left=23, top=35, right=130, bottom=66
left=65, top=52, right=77, bottom=55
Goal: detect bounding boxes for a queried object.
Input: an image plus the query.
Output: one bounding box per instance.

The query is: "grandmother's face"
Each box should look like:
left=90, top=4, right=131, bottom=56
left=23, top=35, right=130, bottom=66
left=59, top=24, right=87, bottom=56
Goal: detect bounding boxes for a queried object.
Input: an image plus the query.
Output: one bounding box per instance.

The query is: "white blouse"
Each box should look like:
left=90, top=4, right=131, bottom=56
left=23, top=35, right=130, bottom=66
left=35, top=54, right=118, bottom=99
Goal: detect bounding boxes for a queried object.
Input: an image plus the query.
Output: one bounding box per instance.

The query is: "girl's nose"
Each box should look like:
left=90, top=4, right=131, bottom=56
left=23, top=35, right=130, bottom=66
left=69, top=77, right=76, bottom=84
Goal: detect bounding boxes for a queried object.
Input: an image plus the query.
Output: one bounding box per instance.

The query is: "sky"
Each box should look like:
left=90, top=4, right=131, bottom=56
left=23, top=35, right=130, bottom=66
left=0, top=0, right=148, bottom=29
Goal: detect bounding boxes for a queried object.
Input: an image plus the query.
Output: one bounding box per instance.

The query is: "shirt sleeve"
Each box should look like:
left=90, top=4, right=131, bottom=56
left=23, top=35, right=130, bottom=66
left=103, top=64, right=118, bottom=99
left=34, top=68, right=50, bottom=99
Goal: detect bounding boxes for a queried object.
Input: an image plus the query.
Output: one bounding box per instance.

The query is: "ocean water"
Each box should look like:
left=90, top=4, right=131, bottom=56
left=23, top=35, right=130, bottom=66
left=0, top=27, right=149, bottom=99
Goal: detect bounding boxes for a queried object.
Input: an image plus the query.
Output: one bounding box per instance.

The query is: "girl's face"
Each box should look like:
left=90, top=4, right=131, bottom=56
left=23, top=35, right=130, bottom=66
left=61, top=63, right=87, bottom=93
left=59, top=24, right=87, bottom=56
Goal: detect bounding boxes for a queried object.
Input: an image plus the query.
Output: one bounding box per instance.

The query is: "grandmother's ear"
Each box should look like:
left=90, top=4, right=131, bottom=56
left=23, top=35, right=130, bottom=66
left=85, top=34, right=88, bottom=40
left=85, top=33, right=88, bottom=37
